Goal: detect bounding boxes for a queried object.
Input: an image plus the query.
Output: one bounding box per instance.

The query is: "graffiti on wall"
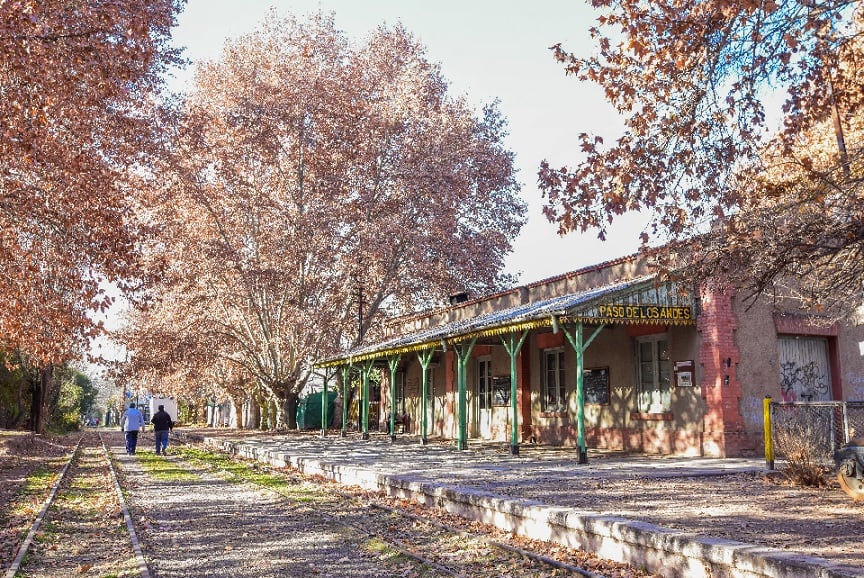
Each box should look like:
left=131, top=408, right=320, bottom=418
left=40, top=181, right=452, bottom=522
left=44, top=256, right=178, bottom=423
left=780, top=360, right=830, bottom=402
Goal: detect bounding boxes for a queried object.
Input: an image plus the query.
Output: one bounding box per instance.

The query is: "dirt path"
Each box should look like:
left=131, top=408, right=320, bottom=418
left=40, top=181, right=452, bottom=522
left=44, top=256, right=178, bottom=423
left=107, top=433, right=435, bottom=578
left=107, top=432, right=655, bottom=578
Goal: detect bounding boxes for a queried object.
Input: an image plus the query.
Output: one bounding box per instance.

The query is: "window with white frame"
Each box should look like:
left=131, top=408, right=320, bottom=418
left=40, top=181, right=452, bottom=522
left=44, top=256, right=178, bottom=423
left=637, top=335, right=671, bottom=413
left=542, top=348, right=567, bottom=412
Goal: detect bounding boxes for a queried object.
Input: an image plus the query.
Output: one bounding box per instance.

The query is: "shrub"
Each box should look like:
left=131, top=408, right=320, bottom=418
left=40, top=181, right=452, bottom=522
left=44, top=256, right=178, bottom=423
left=773, top=409, right=833, bottom=487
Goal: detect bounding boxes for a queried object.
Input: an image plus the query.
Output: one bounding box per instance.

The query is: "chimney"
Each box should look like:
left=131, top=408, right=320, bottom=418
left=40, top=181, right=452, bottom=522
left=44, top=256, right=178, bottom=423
left=448, top=291, right=469, bottom=306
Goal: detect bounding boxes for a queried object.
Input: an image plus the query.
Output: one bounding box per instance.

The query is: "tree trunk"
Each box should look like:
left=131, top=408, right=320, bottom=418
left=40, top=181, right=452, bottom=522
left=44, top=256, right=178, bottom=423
left=284, top=392, right=298, bottom=430
left=256, top=393, right=269, bottom=430
left=268, top=397, right=277, bottom=430
left=226, top=395, right=238, bottom=428
left=243, top=396, right=257, bottom=429
left=248, top=396, right=260, bottom=429
left=10, top=376, right=27, bottom=428
left=28, top=365, right=53, bottom=434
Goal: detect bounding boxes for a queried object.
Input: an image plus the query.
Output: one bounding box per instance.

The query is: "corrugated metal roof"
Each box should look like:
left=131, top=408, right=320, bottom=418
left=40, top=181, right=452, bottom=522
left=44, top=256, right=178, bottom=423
left=317, top=275, right=694, bottom=367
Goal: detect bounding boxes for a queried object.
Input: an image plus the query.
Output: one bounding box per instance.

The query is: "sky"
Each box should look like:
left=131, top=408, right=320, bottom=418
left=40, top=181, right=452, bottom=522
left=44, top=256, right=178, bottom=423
left=167, top=0, right=647, bottom=286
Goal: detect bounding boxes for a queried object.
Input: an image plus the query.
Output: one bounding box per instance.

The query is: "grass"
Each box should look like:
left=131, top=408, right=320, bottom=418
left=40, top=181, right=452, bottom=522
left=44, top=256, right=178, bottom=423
left=22, top=466, right=58, bottom=495
left=367, top=536, right=400, bottom=557
left=137, top=451, right=200, bottom=482
left=172, top=445, right=327, bottom=503
left=3, top=466, right=60, bottom=532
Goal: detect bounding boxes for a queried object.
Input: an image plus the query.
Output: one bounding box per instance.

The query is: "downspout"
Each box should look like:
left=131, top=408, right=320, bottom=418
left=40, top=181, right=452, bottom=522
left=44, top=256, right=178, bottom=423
left=360, top=360, right=375, bottom=440
left=320, top=370, right=329, bottom=437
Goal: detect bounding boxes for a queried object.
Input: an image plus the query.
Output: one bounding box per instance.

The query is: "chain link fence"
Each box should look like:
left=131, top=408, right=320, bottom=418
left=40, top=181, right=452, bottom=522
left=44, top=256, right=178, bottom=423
left=769, top=401, right=864, bottom=465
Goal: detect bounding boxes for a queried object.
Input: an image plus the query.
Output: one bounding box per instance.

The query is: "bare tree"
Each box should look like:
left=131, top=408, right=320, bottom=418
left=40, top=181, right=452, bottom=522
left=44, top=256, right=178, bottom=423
left=123, top=11, right=525, bottom=428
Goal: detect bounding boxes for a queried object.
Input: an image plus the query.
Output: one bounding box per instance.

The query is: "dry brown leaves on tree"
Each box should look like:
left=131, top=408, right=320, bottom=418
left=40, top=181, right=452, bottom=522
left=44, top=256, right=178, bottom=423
left=540, top=0, right=864, bottom=320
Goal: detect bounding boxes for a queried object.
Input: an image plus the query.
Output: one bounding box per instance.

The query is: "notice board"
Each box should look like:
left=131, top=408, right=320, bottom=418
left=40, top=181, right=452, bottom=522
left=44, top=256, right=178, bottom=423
left=492, top=376, right=511, bottom=406
left=583, top=367, right=610, bottom=405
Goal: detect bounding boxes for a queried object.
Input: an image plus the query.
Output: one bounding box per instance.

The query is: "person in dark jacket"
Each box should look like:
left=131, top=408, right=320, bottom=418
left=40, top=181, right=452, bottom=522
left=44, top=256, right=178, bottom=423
left=151, top=404, right=174, bottom=455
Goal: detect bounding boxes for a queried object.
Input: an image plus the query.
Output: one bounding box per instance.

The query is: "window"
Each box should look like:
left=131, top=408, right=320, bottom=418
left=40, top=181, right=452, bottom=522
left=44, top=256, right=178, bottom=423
left=425, top=366, right=437, bottom=404
left=395, top=372, right=406, bottom=414
left=778, top=336, right=832, bottom=401
left=477, top=358, right=492, bottom=409
left=365, top=369, right=382, bottom=403
left=637, top=336, right=671, bottom=413
left=542, top=348, right=567, bottom=412
left=431, top=366, right=447, bottom=414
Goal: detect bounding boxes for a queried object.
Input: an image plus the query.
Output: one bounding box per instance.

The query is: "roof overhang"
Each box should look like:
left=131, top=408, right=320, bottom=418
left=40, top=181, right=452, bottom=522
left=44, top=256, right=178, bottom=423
left=316, top=275, right=695, bottom=368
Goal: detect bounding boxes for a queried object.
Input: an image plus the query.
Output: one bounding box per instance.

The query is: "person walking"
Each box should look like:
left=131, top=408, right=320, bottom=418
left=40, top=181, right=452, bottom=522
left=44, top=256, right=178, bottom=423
left=120, top=402, right=145, bottom=454
left=151, top=404, right=174, bottom=455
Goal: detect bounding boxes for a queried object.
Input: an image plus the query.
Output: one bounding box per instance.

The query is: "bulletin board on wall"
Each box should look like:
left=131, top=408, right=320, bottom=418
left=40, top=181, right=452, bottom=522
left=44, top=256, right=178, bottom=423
left=492, top=376, right=511, bottom=406
left=583, top=367, right=610, bottom=405
left=674, top=360, right=695, bottom=387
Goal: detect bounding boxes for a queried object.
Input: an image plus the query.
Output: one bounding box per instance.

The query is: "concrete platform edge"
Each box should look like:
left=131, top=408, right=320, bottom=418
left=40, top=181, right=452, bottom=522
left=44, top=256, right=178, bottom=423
left=202, top=436, right=862, bottom=578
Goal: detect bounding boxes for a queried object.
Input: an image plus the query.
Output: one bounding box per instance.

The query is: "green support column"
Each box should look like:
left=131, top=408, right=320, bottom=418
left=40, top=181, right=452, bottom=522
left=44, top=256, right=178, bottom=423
left=575, top=325, right=586, bottom=463
left=561, top=321, right=605, bottom=464
left=320, top=371, right=329, bottom=438
left=388, top=354, right=402, bottom=442
left=418, top=349, right=435, bottom=446
left=454, top=338, right=477, bottom=451
left=360, top=360, right=374, bottom=440
left=501, top=330, right=529, bottom=455
left=340, top=365, right=350, bottom=437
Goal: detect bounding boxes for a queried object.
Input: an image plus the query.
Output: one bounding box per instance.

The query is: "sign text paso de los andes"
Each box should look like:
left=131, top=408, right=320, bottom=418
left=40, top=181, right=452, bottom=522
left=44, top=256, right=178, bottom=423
left=596, top=305, right=692, bottom=322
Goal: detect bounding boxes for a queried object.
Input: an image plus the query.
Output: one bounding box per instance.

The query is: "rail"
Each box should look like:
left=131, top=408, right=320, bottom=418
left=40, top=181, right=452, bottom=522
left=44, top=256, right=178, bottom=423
left=3, top=432, right=150, bottom=578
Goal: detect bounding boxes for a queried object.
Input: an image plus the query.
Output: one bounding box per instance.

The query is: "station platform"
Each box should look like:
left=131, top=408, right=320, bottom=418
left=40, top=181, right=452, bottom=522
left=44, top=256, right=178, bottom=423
left=173, top=429, right=863, bottom=578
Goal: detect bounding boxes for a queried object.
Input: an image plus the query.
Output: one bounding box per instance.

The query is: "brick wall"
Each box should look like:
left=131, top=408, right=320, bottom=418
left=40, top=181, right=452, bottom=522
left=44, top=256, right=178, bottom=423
left=697, top=287, right=755, bottom=457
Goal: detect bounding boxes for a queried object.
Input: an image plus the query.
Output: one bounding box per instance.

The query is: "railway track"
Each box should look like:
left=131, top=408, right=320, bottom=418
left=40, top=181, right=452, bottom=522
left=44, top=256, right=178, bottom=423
left=4, top=432, right=148, bottom=578
left=323, top=489, right=608, bottom=577
left=170, top=440, right=650, bottom=578
left=5, top=433, right=651, bottom=577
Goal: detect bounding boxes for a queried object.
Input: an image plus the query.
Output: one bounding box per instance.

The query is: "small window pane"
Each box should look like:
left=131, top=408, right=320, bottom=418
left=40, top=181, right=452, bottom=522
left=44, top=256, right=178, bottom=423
left=637, top=336, right=671, bottom=412
left=543, top=349, right=566, bottom=412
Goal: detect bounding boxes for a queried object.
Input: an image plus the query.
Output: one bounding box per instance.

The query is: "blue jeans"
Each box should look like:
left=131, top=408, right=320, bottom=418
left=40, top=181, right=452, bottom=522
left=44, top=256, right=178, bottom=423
left=124, top=430, right=139, bottom=454
left=155, top=430, right=170, bottom=454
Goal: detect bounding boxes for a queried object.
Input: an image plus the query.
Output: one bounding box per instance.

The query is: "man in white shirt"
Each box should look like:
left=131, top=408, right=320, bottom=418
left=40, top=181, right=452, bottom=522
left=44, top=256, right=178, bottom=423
left=120, top=402, right=145, bottom=454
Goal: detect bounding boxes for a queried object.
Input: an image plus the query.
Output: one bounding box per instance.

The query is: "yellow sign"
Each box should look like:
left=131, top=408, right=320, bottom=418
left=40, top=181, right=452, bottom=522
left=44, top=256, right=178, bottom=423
left=597, top=305, right=692, bottom=322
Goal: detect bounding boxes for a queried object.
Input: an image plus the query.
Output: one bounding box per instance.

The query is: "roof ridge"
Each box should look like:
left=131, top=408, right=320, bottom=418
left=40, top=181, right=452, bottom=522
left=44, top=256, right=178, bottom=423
left=383, top=252, right=641, bottom=329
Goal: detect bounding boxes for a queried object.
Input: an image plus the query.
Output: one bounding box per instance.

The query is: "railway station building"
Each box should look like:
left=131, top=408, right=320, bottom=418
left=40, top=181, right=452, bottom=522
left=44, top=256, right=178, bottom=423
left=318, top=253, right=864, bottom=458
